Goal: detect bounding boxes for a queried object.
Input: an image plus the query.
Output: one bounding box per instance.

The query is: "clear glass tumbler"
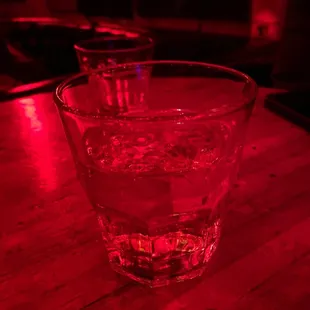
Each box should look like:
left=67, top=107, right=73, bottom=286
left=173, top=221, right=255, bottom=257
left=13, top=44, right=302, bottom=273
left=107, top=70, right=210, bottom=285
left=74, top=35, right=154, bottom=72
left=54, top=61, right=257, bottom=287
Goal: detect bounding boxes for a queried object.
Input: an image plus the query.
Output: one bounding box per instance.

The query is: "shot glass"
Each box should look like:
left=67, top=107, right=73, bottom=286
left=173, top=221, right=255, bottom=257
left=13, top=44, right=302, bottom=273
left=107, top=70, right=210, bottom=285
left=74, top=35, right=154, bottom=72
left=54, top=61, right=257, bottom=287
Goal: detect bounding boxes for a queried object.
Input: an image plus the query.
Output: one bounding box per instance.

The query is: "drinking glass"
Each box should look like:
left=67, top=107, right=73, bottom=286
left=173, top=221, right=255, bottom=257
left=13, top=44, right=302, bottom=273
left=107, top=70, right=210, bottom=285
left=54, top=61, right=257, bottom=287
left=74, top=35, right=154, bottom=72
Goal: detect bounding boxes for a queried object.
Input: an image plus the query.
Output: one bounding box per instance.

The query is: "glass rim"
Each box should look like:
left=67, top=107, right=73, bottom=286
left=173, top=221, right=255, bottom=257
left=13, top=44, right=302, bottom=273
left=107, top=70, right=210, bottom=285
left=74, top=35, right=154, bottom=54
left=55, top=60, right=257, bottom=121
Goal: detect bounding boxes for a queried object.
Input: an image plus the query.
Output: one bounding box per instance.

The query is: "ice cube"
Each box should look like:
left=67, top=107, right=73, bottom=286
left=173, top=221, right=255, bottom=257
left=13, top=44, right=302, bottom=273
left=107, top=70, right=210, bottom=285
left=107, top=174, right=173, bottom=220
left=170, top=171, right=209, bottom=214
left=161, top=123, right=225, bottom=173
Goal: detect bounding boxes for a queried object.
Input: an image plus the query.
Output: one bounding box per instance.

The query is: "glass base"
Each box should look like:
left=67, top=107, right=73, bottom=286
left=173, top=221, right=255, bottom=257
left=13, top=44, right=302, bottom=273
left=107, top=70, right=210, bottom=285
left=101, top=212, right=221, bottom=287
left=110, top=260, right=206, bottom=287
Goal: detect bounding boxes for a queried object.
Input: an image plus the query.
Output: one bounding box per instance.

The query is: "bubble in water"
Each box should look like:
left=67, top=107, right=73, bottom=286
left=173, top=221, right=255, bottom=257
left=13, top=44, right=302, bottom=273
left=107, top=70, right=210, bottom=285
left=84, top=127, right=114, bottom=166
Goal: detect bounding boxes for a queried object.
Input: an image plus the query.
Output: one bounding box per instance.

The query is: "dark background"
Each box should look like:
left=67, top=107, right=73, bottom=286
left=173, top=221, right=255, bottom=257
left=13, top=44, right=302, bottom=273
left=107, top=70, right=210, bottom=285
left=0, top=0, right=278, bottom=99
left=77, top=0, right=250, bottom=22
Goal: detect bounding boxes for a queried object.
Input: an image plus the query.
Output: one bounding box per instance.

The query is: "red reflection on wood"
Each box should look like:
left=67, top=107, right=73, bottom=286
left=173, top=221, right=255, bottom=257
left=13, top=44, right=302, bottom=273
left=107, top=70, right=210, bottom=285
left=19, top=97, right=58, bottom=191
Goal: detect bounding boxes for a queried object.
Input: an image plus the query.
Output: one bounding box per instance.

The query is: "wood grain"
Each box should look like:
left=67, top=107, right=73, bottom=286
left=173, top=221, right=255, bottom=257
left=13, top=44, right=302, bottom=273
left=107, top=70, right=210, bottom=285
left=0, top=85, right=309, bottom=310
left=0, top=94, right=129, bottom=310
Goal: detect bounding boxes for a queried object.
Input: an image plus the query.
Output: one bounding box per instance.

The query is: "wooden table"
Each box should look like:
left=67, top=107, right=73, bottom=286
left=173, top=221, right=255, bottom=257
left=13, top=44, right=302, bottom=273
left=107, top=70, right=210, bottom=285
left=0, top=87, right=309, bottom=310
